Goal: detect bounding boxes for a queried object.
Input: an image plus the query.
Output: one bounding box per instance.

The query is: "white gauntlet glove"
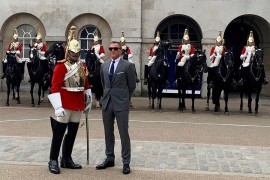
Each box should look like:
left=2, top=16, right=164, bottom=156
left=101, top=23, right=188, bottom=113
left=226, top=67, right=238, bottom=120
left=48, top=93, right=65, bottom=117
left=84, top=89, right=92, bottom=112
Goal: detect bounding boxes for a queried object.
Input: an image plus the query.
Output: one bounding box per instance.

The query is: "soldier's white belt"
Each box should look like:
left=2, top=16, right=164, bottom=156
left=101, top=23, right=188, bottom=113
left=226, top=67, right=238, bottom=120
left=62, top=87, right=85, bottom=92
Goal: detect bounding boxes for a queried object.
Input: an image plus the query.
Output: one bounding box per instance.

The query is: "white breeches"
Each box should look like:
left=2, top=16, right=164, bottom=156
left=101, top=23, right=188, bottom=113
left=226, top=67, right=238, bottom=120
left=177, top=55, right=190, bottom=66
left=57, top=109, right=82, bottom=123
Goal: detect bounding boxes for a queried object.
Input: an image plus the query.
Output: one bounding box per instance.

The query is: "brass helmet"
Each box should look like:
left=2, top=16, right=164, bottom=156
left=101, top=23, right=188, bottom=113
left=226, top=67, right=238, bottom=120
left=183, top=29, right=189, bottom=41
left=67, top=26, right=81, bottom=53
left=93, top=30, right=99, bottom=42
left=247, top=31, right=254, bottom=44
left=155, top=31, right=161, bottom=42
left=13, top=29, right=19, bottom=40
left=120, top=31, right=125, bottom=42
left=216, top=30, right=222, bottom=43
left=36, top=29, right=42, bottom=40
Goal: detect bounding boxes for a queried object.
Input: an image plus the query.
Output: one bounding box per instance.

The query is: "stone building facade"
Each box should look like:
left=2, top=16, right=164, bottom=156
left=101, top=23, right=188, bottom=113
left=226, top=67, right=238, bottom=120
left=0, top=0, right=269, bottom=97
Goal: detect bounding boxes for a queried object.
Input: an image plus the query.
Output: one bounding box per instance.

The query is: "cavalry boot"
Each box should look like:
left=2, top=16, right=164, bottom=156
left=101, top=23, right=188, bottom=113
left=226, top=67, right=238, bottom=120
left=48, top=117, right=68, bottom=174
left=1, top=63, right=7, bottom=79
left=261, top=66, right=269, bottom=85
left=134, top=67, right=140, bottom=83
left=61, top=122, right=82, bottom=169
left=143, top=65, right=149, bottom=85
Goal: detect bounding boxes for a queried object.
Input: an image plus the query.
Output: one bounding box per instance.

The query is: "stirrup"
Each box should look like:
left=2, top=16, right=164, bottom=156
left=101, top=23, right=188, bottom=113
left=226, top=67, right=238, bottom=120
left=238, top=79, right=243, bottom=86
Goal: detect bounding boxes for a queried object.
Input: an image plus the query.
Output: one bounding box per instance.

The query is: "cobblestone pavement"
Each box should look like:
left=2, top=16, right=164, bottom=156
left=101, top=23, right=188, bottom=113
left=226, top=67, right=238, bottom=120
left=1, top=91, right=270, bottom=179
left=1, top=136, right=270, bottom=178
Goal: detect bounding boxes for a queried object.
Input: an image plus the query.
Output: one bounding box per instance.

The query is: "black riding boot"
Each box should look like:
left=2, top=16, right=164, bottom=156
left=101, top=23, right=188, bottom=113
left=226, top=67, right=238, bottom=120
left=48, top=117, right=68, bottom=174
left=165, top=65, right=170, bottom=86
left=133, top=64, right=140, bottom=83
left=1, top=62, right=7, bottom=79
left=238, top=66, right=245, bottom=86
left=27, top=62, right=32, bottom=82
left=261, top=65, right=269, bottom=85
left=60, top=122, right=82, bottom=169
left=174, top=66, right=181, bottom=86
left=144, top=65, right=149, bottom=85
left=208, top=67, right=215, bottom=88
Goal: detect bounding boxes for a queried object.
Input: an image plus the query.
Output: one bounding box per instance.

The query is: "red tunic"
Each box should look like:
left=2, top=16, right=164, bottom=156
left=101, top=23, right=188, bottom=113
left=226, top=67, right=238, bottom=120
left=7, top=42, right=22, bottom=58
left=50, top=62, right=90, bottom=111
left=90, top=44, right=105, bottom=55
left=32, top=42, right=47, bottom=52
left=176, top=44, right=195, bottom=62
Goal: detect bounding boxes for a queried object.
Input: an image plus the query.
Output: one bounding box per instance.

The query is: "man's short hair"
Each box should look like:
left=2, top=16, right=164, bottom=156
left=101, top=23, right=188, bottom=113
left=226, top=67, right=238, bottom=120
left=110, top=41, right=121, bottom=48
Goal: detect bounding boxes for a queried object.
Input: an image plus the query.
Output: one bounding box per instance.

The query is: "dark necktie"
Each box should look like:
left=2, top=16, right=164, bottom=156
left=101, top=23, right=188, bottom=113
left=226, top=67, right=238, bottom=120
left=109, top=61, right=115, bottom=83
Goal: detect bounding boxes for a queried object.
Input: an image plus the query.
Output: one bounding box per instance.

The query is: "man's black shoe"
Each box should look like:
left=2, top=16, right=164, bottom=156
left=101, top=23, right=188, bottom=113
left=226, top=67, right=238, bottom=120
left=48, top=160, right=60, bottom=174
left=60, top=157, right=82, bottom=169
left=96, top=158, right=115, bottom=169
left=122, top=164, right=131, bottom=174
left=1, top=74, right=5, bottom=79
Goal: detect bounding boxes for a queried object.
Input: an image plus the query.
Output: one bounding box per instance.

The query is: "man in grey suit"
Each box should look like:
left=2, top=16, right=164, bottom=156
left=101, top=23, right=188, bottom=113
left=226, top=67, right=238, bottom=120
left=96, top=41, right=136, bottom=174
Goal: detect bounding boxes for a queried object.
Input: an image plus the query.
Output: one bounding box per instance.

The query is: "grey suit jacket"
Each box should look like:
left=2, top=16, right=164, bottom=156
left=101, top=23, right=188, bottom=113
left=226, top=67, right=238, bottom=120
left=100, top=58, right=136, bottom=111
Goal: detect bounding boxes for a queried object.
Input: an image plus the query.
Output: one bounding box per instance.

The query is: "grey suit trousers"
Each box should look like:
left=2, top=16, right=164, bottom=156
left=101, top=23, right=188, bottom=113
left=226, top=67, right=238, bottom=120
left=102, top=99, right=131, bottom=165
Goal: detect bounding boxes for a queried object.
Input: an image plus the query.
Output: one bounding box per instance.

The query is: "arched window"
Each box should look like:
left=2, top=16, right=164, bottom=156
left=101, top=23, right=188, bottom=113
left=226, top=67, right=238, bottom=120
left=17, top=25, right=36, bottom=61
left=79, top=26, right=102, bottom=59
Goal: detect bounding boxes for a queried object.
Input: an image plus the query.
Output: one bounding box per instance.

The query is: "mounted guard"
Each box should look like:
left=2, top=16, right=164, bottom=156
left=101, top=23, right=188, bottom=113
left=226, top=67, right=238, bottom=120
left=238, top=31, right=268, bottom=85
left=1, top=29, right=23, bottom=79
left=207, top=30, right=227, bottom=88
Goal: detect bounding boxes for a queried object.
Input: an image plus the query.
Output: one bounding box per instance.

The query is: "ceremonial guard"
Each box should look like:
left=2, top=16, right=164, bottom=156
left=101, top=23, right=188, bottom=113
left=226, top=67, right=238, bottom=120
left=1, top=29, right=23, bottom=79
left=47, top=26, right=92, bottom=174
left=90, top=30, right=105, bottom=64
left=120, top=31, right=140, bottom=83
left=175, top=29, right=195, bottom=84
left=239, top=31, right=268, bottom=85
left=207, top=31, right=226, bottom=87
left=143, top=31, right=161, bottom=85
left=27, top=29, right=47, bottom=82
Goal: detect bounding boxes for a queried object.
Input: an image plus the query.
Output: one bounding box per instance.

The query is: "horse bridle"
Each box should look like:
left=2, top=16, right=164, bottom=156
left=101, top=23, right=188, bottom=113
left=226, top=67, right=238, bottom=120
left=218, top=52, right=233, bottom=82
left=250, top=50, right=263, bottom=81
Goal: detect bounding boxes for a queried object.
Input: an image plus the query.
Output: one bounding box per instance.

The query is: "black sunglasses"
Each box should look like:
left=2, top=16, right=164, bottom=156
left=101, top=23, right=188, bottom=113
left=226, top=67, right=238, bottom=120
left=109, top=47, right=120, bottom=51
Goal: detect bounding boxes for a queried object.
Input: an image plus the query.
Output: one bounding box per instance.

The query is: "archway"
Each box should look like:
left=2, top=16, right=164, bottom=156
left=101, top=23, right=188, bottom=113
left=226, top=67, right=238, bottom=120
left=155, top=15, right=203, bottom=94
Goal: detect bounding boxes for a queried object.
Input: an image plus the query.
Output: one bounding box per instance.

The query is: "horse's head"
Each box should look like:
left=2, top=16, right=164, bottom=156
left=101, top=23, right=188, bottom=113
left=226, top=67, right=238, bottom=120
left=196, top=49, right=207, bottom=72
left=222, top=49, right=234, bottom=70
left=253, top=49, right=263, bottom=66
left=6, top=51, right=16, bottom=67
left=45, top=42, right=65, bottom=60
left=29, top=44, right=39, bottom=63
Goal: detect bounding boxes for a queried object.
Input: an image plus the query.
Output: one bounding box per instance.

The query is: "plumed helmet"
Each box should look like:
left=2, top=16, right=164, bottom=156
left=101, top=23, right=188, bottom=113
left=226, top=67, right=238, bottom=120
left=13, top=29, right=19, bottom=40
left=183, top=29, right=189, bottom=41
left=155, top=31, right=161, bottom=42
left=36, top=29, right=42, bottom=40
left=120, top=31, right=125, bottom=42
left=248, top=31, right=254, bottom=43
left=216, top=30, right=222, bottom=43
left=67, top=26, right=81, bottom=53
left=94, top=30, right=99, bottom=42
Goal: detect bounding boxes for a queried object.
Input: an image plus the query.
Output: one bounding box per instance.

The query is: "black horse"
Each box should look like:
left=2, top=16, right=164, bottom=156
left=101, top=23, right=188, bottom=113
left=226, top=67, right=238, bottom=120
left=85, top=48, right=103, bottom=108
left=44, top=42, right=65, bottom=92
left=239, top=49, right=264, bottom=114
left=211, top=49, right=235, bottom=114
left=27, top=45, right=47, bottom=106
left=5, top=52, right=23, bottom=106
left=148, top=40, right=171, bottom=112
left=175, top=50, right=207, bottom=113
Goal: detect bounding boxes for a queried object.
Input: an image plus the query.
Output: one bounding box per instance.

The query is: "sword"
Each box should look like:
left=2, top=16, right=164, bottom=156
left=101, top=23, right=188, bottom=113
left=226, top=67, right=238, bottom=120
left=84, top=99, right=92, bottom=165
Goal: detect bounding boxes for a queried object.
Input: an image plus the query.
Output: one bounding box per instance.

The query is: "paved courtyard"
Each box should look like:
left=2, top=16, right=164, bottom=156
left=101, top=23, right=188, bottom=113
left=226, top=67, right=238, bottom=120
left=0, top=91, right=270, bottom=179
